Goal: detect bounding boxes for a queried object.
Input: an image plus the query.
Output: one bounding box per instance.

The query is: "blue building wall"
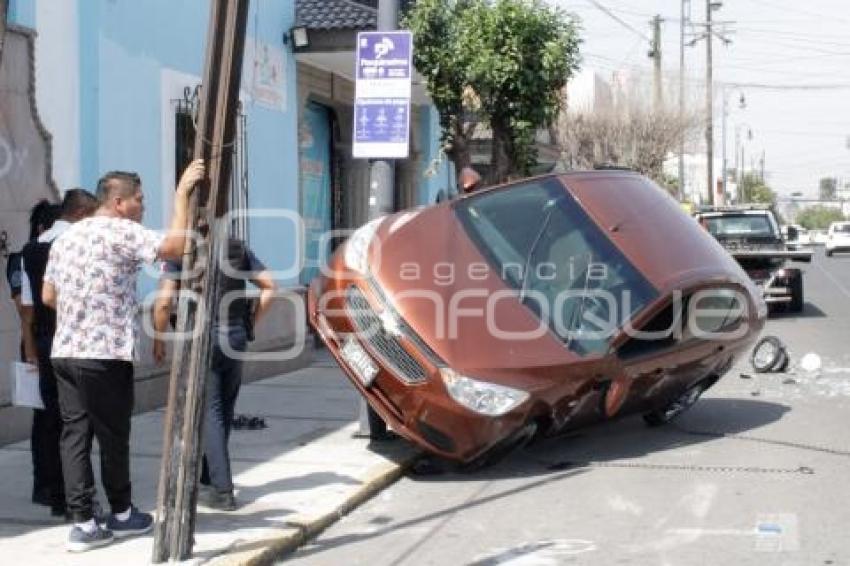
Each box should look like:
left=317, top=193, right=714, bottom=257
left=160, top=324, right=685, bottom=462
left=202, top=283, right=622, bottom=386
left=42, top=1, right=301, bottom=291
left=7, top=0, right=35, bottom=27
left=12, top=0, right=445, bottom=287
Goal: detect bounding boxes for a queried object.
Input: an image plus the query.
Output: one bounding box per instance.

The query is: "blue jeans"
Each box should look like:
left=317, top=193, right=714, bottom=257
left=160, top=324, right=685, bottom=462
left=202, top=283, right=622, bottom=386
left=200, top=326, right=247, bottom=493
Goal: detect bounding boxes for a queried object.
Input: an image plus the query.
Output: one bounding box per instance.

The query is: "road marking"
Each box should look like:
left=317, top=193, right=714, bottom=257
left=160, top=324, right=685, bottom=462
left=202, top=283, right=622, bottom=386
left=815, top=260, right=850, bottom=300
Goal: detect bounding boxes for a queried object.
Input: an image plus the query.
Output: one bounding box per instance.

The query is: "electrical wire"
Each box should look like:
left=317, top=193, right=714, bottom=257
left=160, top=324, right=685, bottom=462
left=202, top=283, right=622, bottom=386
left=580, top=0, right=651, bottom=42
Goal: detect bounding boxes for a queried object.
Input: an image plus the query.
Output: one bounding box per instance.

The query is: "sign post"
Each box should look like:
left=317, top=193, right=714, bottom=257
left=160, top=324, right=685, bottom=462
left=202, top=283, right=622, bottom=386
left=353, top=31, right=413, bottom=160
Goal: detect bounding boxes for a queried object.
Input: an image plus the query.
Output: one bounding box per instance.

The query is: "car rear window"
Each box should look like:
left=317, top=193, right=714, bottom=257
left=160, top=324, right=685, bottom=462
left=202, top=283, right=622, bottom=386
left=703, top=214, right=775, bottom=238
left=455, top=178, right=658, bottom=356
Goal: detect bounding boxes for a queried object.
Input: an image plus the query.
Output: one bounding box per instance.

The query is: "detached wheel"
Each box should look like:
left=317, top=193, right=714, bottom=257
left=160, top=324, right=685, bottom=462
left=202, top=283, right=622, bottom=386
left=751, top=335, right=786, bottom=373
left=789, top=271, right=804, bottom=313
left=643, top=381, right=707, bottom=427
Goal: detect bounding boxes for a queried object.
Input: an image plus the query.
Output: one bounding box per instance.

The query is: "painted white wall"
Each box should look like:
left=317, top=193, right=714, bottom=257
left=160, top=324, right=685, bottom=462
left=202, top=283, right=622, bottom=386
left=34, top=0, right=81, bottom=193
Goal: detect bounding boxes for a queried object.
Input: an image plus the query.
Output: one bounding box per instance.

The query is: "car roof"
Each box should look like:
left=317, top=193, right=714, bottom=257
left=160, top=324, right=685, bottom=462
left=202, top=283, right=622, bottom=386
left=553, top=171, right=748, bottom=292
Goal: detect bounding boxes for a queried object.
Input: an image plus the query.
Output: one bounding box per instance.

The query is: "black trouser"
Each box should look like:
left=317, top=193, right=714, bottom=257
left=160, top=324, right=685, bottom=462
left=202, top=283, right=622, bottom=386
left=200, top=327, right=246, bottom=493
left=53, top=358, right=134, bottom=522
left=31, top=335, right=64, bottom=506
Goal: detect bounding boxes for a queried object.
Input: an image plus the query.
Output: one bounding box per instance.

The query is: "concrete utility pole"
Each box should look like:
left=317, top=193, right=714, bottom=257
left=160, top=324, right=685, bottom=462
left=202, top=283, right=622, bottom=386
left=705, top=0, right=714, bottom=205
left=650, top=15, right=663, bottom=113
left=152, top=0, right=249, bottom=561
left=678, top=0, right=689, bottom=202
left=359, top=0, right=399, bottom=438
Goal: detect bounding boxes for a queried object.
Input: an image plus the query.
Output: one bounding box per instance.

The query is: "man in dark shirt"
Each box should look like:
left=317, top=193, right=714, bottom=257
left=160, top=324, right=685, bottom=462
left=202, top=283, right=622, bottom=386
left=153, top=238, right=276, bottom=510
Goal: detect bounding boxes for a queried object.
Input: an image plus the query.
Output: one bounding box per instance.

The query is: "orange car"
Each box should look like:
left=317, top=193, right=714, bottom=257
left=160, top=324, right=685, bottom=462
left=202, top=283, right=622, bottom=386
left=308, top=171, right=765, bottom=465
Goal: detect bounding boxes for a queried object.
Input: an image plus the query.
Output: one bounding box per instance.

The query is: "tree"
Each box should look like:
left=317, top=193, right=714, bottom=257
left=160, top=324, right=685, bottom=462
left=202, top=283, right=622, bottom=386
left=405, top=0, right=581, bottom=184
left=739, top=172, right=776, bottom=205
left=819, top=177, right=837, bottom=201
left=555, top=102, right=701, bottom=187
left=796, top=205, right=846, bottom=230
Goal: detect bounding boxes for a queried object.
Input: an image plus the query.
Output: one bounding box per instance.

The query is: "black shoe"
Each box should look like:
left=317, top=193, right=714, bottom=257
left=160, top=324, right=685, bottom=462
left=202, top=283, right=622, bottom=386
left=51, top=502, right=69, bottom=518
left=198, top=489, right=237, bottom=511
left=32, top=488, right=53, bottom=507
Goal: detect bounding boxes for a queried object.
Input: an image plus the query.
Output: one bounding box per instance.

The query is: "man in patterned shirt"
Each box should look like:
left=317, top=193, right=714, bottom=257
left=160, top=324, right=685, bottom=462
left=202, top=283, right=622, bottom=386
left=42, top=160, right=204, bottom=552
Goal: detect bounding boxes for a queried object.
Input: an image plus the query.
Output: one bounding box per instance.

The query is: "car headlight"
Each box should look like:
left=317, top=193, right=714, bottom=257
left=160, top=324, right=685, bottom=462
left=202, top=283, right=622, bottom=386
left=344, top=217, right=383, bottom=275
left=440, top=368, right=529, bottom=416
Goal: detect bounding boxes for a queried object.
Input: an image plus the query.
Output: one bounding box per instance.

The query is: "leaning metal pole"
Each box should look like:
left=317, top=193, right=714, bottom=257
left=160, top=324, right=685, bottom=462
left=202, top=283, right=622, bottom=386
left=152, top=0, right=249, bottom=562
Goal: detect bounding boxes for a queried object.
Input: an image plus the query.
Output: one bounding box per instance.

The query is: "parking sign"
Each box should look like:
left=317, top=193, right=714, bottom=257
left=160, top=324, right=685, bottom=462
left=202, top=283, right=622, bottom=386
left=353, top=31, right=413, bottom=159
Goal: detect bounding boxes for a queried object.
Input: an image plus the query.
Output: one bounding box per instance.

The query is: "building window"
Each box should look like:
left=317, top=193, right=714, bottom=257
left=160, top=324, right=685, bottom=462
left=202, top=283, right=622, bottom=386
left=174, top=85, right=249, bottom=243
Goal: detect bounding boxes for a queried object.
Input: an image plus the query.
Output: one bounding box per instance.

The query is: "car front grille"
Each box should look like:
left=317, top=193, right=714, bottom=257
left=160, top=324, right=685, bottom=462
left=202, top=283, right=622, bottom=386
left=346, top=286, right=428, bottom=384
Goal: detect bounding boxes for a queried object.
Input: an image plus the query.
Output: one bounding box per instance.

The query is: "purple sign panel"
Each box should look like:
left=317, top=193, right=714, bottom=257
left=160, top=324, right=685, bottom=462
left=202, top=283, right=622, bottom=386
left=356, top=32, right=412, bottom=81
left=353, top=31, right=413, bottom=159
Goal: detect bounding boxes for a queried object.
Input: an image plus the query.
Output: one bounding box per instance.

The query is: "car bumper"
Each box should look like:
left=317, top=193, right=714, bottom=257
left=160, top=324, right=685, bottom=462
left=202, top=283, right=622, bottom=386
left=308, top=273, right=529, bottom=463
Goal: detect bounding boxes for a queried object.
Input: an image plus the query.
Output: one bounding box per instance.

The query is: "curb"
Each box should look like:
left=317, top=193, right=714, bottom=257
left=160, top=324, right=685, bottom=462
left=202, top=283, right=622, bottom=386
left=211, top=451, right=421, bottom=566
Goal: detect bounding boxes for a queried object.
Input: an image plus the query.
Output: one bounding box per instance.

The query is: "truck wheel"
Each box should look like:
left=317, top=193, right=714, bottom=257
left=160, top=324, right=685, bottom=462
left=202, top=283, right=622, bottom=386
left=789, top=271, right=804, bottom=313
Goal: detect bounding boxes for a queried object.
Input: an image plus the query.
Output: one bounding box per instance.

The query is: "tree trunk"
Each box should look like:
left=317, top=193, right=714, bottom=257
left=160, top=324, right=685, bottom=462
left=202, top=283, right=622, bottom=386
left=447, top=121, right=472, bottom=190
left=490, top=118, right=513, bottom=185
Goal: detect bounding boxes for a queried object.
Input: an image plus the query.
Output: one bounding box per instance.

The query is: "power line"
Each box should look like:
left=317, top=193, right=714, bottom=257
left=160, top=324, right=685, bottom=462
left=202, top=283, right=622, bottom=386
left=582, top=0, right=651, bottom=42
left=744, top=0, right=850, bottom=26
left=719, top=81, right=850, bottom=91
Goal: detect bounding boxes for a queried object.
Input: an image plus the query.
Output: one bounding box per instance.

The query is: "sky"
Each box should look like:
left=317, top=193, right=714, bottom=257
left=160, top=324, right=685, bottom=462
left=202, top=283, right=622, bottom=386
left=551, top=0, right=850, bottom=198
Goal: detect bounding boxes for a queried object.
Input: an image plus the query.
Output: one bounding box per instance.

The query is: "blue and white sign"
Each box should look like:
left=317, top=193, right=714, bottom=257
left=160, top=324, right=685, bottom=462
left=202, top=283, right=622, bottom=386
left=353, top=31, right=413, bottom=159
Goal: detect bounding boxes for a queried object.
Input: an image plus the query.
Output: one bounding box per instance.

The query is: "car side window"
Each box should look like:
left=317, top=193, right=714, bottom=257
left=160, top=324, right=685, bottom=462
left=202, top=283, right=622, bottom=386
left=617, top=302, right=681, bottom=360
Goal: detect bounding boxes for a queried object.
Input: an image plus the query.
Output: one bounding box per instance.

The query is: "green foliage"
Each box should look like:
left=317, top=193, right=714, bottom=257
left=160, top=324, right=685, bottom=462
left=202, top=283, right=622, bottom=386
left=796, top=205, right=847, bottom=230
left=739, top=172, right=775, bottom=205
left=404, top=0, right=473, bottom=154
left=404, top=0, right=581, bottom=181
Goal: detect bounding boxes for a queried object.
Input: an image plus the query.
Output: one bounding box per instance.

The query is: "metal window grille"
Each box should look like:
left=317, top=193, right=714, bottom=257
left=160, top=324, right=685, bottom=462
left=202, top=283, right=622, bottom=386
left=174, top=85, right=249, bottom=243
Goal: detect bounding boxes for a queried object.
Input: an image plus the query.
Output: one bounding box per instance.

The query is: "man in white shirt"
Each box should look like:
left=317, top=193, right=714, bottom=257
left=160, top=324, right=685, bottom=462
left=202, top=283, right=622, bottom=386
left=42, top=160, right=204, bottom=552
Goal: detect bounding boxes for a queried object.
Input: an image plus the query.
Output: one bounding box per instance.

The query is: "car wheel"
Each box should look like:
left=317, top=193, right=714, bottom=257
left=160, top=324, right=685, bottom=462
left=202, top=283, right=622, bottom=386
left=642, top=381, right=707, bottom=427
left=460, top=421, right=538, bottom=472
left=750, top=335, right=786, bottom=373
left=789, top=272, right=804, bottom=313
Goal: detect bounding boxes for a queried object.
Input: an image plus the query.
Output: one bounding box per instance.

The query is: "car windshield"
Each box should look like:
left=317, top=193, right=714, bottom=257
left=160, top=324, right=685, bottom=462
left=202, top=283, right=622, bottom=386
left=704, top=214, right=775, bottom=238
left=454, top=178, right=658, bottom=356
left=834, top=224, right=850, bottom=234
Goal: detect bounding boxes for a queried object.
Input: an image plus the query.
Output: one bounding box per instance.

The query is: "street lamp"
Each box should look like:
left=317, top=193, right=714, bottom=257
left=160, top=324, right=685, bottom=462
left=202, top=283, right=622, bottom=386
left=735, top=122, right=753, bottom=202
left=721, top=84, right=745, bottom=203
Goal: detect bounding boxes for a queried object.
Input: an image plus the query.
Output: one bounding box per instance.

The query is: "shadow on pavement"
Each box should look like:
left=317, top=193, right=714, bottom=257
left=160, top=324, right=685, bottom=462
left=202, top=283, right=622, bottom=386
left=407, top=397, right=791, bottom=482
left=770, top=301, right=827, bottom=319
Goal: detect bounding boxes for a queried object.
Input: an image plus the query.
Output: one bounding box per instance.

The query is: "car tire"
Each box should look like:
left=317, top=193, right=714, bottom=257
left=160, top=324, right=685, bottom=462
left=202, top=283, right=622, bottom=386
left=750, top=335, right=786, bottom=373
left=642, top=380, right=708, bottom=427
left=460, top=421, right=538, bottom=472
left=774, top=348, right=790, bottom=373
left=789, top=271, right=804, bottom=313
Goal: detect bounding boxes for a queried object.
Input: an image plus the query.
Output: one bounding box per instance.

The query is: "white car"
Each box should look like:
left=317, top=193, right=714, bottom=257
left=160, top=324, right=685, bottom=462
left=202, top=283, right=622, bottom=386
left=825, top=221, right=850, bottom=257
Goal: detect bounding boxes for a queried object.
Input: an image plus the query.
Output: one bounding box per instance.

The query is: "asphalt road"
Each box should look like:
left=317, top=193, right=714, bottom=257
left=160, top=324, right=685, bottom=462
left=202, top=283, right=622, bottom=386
left=284, top=248, right=850, bottom=566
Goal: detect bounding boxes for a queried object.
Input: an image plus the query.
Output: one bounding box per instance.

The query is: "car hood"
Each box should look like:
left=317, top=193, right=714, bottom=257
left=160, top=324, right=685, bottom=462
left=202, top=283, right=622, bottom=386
left=366, top=205, right=579, bottom=376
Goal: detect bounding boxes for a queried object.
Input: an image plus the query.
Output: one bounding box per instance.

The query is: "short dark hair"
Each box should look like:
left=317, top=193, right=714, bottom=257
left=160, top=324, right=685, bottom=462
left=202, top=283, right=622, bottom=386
left=61, top=188, right=99, bottom=218
left=96, top=171, right=141, bottom=204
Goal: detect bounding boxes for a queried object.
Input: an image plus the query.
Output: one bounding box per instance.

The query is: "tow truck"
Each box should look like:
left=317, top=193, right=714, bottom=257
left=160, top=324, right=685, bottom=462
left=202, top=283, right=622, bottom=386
left=694, top=205, right=812, bottom=312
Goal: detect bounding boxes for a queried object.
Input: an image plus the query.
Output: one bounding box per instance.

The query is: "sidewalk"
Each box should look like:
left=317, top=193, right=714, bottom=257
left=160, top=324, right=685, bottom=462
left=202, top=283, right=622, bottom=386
left=0, top=350, right=419, bottom=565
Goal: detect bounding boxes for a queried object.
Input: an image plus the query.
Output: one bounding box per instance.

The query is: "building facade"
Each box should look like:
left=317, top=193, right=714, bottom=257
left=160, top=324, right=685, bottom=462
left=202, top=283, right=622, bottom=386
left=0, top=0, right=450, bottom=443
